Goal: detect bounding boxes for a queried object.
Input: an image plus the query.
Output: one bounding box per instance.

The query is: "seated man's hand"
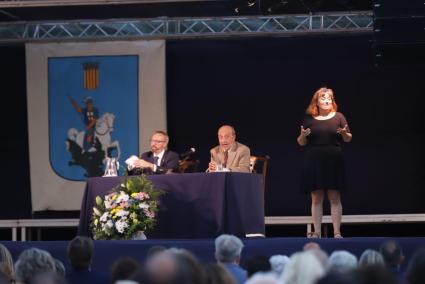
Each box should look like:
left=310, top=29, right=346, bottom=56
left=133, top=159, right=154, bottom=170
left=208, top=161, right=217, bottom=172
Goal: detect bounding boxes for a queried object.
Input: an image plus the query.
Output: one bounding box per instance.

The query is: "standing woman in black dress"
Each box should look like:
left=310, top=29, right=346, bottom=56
left=297, top=87, right=352, bottom=238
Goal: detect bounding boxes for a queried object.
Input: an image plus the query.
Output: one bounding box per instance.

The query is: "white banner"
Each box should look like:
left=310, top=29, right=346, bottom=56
left=26, top=40, right=166, bottom=211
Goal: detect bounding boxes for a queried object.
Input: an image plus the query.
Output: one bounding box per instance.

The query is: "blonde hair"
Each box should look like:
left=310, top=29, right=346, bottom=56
left=306, top=87, right=338, bottom=116
left=0, top=244, right=14, bottom=282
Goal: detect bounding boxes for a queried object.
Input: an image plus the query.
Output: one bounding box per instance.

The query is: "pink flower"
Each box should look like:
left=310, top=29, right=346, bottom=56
left=144, top=209, right=155, bottom=219
left=120, top=201, right=129, bottom=208
left=135, top=192, right=150, bottom=200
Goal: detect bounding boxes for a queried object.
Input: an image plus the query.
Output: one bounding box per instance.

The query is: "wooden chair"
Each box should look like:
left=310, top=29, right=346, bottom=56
left=178, top=160, right=200, bottom=173
left=250, top=155, right=270, bottom=192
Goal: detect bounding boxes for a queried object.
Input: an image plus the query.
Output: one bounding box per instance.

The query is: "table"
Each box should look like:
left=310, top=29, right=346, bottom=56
left=78, top=172, right=265, bottom=239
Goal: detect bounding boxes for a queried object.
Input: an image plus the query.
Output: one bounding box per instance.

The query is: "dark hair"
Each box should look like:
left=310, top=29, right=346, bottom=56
left=111, top=256, right=141, bottom=283
left=350, top=265, right=398, bottom=284
left=405, top=247, right=425, bottom=284
left=67, top=236, right=94, bottom=271
left=316, top=271, right=358, bottom=284
left=379, top=240, right=403, bottom=267
left=245, top=255, right=271, bottom=278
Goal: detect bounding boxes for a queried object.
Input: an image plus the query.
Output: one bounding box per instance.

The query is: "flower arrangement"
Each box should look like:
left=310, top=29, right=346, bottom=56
left=91, top=175, right=164, bottom=240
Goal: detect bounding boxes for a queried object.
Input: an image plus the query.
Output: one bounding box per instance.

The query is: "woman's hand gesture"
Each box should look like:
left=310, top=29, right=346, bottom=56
left=300, top=126, right=311, bottom=138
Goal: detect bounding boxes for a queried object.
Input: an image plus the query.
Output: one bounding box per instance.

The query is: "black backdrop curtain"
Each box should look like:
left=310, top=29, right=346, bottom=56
left=165, top=34, right=425, bottom=216
left=1, top=33, right=424, bottom=219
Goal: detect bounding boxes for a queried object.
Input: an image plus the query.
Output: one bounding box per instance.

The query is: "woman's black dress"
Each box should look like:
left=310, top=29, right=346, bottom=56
left=301, top=112, right=350, bottom=193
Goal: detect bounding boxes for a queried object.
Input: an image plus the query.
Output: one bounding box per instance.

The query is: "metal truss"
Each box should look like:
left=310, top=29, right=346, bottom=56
left=0, top=12, right=373, bottom=43
left=0, top=0, right=217, bottom=8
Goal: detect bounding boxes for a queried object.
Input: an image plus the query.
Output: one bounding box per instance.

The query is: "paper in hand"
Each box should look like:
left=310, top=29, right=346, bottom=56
left=125, top=155, right=139, bottom=170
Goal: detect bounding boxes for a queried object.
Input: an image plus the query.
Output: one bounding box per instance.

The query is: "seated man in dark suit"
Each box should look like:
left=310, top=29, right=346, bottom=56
left=127, top=130, right=179, bottom=175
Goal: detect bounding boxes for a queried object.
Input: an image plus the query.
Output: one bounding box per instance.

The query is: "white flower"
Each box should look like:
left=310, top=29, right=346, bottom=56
left=139, top=203, right=149, bottom=209
left=100, top=212, right=109, bottom=222
left=115, top=191, right=129, bottom=203
left=93, top=207, right=102, bottom=216
left=106, top=220, right=113, bottom=229
left=104, top=200, right=112, bottom=209
left=116, top=209, right=129, bottom=217
left=115, top=220, right=128, bottom=233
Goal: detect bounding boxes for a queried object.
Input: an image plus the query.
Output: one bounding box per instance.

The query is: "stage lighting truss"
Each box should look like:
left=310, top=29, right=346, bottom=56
left=0, top=12, right=372, bottom=43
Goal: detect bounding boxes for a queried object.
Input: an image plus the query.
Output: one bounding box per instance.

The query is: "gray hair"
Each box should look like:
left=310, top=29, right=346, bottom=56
left=53, top=258, right=65, bottom=277
left=14, top=248, right=56, bottom=284
left=280, top=251, right=325, bottom=284
left=29, top=272, right=67, bottom=284
left=215, top=234, right=244, bottom=263
left=269, top=255, right=290, bottom=276
left=359, top=249, right=385, bottom=268
left=328, top=250, right=358, bottom=272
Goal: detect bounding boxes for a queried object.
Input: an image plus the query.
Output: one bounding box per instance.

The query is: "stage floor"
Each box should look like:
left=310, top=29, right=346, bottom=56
left=3, top=237, right=424, bottom=274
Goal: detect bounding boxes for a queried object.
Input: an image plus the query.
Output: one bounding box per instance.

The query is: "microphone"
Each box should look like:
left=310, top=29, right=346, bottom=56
left=180, top=147, right=196, bottom=159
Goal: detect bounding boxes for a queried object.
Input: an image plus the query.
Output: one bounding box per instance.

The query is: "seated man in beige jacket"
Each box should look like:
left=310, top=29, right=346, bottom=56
left=208, top=125, right=251, bottom=173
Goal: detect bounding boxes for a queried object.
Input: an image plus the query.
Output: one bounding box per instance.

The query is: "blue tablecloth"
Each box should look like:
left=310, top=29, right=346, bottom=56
left=78, top=172, right=265, bottom=239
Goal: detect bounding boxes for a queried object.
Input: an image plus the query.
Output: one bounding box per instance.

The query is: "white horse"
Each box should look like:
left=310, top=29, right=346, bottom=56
left=67, top=112, right=121, bottom=160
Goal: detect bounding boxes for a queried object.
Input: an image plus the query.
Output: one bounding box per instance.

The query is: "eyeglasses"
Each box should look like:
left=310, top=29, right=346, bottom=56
left=150, top=139, right=166, bottom=144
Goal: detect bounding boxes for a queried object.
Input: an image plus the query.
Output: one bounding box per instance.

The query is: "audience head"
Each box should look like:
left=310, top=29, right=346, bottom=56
left=129, top=267, right=154, bottom=284
left=245, top=255, right=271, bottom=278
left=0, top=271, right=10, bottom=284
left=150, top=131, right=169, bottom=154
left=53, top=258, right=65, bottom=277
left=328, top=250, right=358, bottom=272
left=146, top=245, right=167, bottom=261
left=350, top=265, right=398, bottom=284
left=203, top=263, right=236, bottom=284
left=280, top=251, right=325, bottom=284
left=405, top=247, right=425, bottom=284
left=303, top=242, right=321, bottom=251
left=268, top=255, right=289, bottom=276
left=245, top=272, right=279, bottom=284
left=316, top=271, right=358, bottom=284
left=67, top=236, right=94, bottom=271
left=14, top=248, right=56, bottom=284
left=29, top=272, right=67, bottom=284
left=215, top=234, right=244, bottom=264
left=217, top=125, right=236, bottom=152
left=0, top=244, right=14, bottom=283
left=303, top=244, right=329, bottom=268
left=111, top=256, right=141, bottom=283
left=145, top=248, right=204, bottom=284
left=358, top=249, right=385, bottom=268
left=379, top=239, right=404, bottom=268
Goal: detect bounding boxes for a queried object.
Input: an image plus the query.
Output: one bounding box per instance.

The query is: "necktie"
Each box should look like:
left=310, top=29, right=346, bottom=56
left=153, top=156, right=159, bottom=166
left=223, top=150, right=228, bottom=168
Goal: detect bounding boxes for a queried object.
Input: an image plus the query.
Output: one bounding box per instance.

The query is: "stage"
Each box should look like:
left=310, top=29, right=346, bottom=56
left=3, top=237, right=424, bottom=275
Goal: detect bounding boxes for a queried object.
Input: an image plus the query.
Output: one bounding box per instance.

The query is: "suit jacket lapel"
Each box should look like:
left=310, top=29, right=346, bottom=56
left=226, top=143, right=237, bottom=168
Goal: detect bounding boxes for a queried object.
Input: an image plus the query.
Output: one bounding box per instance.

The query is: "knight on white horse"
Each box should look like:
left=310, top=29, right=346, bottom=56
left=67, top=112, right=121, bottom=160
